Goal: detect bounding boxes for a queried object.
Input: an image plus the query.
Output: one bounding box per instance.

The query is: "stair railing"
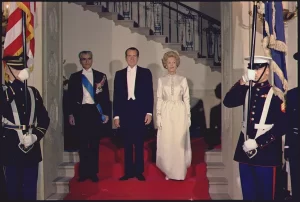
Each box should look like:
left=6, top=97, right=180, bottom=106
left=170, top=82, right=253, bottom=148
left=87, top=1, right=221, bottom=66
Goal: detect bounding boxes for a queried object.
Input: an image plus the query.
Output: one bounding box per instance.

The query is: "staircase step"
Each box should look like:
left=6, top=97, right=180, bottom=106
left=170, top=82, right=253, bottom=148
left=208, top=177, right=228, bottom=194
left=46, top=193, right=68, bottom=200
left=210, top=193, right=231, bottom=200
left=58, top=162, right=76, bottom=177
left=83, top=5, right=104, bottom=13
left=146, top=35, right=168, bottom=44
left=162, top=43, right=182, bottom=51
left=63, top=151, right=79, bottom=162
left=130, top=27, right=152, bottom=36
left=115, top=20, right=137, bottom=28
left=211, top=65, right=221, bottom=72
left=206, top=162, right=225, bottom=177
left=178, top=50, right=199, bottom=59
left=205, top=148, right=222, bottom=163
left=98, top=12, right=123, bottom=21
left=53, top=177, right=72, bottom=193
left=194, top=57, right=214, bottom=66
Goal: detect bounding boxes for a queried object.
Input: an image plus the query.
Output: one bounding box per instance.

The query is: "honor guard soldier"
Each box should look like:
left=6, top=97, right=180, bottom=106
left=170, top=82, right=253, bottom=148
left=284, top=52, right=299, bottom=200
left=0, top=55, right=50, bottom=200
left=223, top=56, right=286, bottom=200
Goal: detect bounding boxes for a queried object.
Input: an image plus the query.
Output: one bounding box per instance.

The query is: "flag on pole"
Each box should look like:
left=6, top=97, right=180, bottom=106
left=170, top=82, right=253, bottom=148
left=260, top=1, right=288, bottom=108
left=3, top=2, right=36, bottom=80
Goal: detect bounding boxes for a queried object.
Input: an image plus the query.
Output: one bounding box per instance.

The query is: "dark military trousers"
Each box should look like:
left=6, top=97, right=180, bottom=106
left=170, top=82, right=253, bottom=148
left=239, top=163, right=277, bottom=200
left=290, top=153, right=300, bottom=200
left=3, top=164, right=38, bottom=200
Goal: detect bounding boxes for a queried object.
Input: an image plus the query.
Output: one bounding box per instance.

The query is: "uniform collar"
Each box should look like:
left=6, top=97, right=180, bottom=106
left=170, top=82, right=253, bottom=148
left=254, top=80, right=270, bottom=88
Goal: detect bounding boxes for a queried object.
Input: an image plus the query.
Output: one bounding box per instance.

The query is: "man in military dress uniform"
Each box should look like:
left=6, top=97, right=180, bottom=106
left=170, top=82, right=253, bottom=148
left=223, top=56, right=286, bottom=200
left=0, top=55, right=50, bottom=200
left=0, top=82, right=7, bottom=199
left=284, top=52, right=299, bottom=200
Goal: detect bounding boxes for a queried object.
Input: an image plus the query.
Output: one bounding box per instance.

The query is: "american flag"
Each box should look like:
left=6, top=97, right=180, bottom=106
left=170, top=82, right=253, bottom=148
left=3, top=2, right=36, bottom=73
left=261, top=1, right=288, bottom=107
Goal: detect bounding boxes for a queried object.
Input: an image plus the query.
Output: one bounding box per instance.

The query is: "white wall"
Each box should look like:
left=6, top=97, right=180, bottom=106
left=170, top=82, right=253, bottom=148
left=62, top=2, right=222, bottom=128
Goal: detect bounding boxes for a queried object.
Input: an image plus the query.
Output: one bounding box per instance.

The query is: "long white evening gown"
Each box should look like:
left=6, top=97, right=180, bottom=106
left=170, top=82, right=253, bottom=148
left=156, top=74, right=192, bottom=180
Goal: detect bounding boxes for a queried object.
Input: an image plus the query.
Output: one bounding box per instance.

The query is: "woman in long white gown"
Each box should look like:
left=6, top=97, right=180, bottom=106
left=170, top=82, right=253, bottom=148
left=156, top=51, right=192, bottom=180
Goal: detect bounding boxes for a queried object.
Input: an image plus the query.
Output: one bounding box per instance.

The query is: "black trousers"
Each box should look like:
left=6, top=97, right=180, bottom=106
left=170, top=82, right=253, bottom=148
left=120, top=99, right=146, bottom=176
left=122, top=128, right=145, bottom=176
left=77, top=104, right=102, bottom=178
left=3, top=164, right=38, bottom=200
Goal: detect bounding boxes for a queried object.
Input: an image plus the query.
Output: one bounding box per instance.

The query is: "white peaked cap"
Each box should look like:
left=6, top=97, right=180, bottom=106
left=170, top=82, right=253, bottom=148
left=244, top=56, right=272, bottom=64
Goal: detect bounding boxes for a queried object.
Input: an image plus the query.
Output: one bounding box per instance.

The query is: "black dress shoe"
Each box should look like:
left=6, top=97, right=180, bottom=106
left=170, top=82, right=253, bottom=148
left=136, top=174, right=145, bottom=181
left=78, top=177, right=88, bottom=182
left=119, top=175, right=134, bottom=181
left=90, top=175, right=99, bottom=182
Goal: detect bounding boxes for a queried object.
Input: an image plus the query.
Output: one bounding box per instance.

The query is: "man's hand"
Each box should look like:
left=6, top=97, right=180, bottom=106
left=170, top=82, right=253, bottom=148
left=103, top=115, right=109, bottom=124
left=144, top=114, right=152, bottom=125
left=23, top=134, right=37, bottom=147
left=114, top=118, right=120, bottom=128
left=69, top=115, right=75, bottom=126
left=243, top=139, right=258, bottom=151
left=242, top=69, right=256, bottom=83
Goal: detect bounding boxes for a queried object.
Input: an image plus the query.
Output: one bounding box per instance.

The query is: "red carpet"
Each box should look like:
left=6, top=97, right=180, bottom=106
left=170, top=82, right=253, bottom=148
left=64, top=137, right=211, bottom=200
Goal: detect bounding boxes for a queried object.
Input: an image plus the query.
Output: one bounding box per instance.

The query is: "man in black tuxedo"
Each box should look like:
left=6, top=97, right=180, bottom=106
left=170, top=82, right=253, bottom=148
left=67, top=51, right=110, bottom=182
left=113, top=47, right=154, bottom=181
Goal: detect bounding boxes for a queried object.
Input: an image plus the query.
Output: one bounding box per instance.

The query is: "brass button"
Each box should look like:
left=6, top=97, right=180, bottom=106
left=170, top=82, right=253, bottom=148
left=251, top=118, right=254, bottom=121
left=253, top=106, right=256, bottom=108
left=255, top=94, right=258, bottom=96
left=256, top=88, right=260, bottom=91
left=252, top=112, right=255, bottom=114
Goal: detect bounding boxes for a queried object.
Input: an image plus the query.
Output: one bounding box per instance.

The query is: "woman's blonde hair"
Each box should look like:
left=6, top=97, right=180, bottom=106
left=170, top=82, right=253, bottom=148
left=161, top=51, right=180, bottom=69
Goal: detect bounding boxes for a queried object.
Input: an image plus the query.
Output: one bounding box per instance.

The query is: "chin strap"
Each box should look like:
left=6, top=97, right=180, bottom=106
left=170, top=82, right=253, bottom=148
left=7, top=65, right=18, bottom=81
left=253, top=66, right=268, bottom=83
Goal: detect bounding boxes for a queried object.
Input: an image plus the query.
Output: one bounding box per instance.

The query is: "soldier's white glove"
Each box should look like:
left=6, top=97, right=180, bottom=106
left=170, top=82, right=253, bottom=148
left=242, top=69, right=256, bottom=83
left=243, top=139, right=258, bottom=152
left=23, top=134, right=37, bottom=147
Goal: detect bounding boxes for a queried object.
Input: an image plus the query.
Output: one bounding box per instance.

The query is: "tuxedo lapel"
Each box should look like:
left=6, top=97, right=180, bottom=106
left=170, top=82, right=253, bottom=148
left=123, top=68, right=128, bottom=97
left=134, top=66, right=141, bottom=95
left=78, top=70, right=84, bottom=100
left=92, top=69, right=97, bottom=93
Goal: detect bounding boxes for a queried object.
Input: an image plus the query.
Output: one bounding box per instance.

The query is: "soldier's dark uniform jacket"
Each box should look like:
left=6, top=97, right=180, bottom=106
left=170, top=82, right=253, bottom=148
left=0, top=80, right=50, bottom=166
left=223, top=80, right=286, bottom=166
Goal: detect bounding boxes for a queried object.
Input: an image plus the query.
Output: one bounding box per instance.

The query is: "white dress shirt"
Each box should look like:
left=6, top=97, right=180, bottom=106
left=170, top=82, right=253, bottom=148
left=127, top=65, right=137, bottom=100
left=82, top=68, right=94, bottom=104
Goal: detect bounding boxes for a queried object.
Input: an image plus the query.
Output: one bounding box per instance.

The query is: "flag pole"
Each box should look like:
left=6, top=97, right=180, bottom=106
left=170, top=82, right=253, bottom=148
left=246, top=1, right=258, bottom=141
left=21, top=10, right=28, bottom=131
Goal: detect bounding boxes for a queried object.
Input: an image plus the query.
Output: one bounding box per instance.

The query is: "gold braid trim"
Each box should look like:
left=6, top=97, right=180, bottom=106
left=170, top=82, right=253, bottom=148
left=269, top=39, right=288, bottom=54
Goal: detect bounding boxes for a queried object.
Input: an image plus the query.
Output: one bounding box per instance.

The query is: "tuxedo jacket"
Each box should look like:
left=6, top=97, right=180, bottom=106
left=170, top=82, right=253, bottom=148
left=67, top=69, right=110, bottom=118
left=113, top=66, right=153, bottom=125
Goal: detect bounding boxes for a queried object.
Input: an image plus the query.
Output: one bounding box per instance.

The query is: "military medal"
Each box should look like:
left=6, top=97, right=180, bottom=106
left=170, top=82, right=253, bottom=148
left=96, top=75, right=106, bottom=93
